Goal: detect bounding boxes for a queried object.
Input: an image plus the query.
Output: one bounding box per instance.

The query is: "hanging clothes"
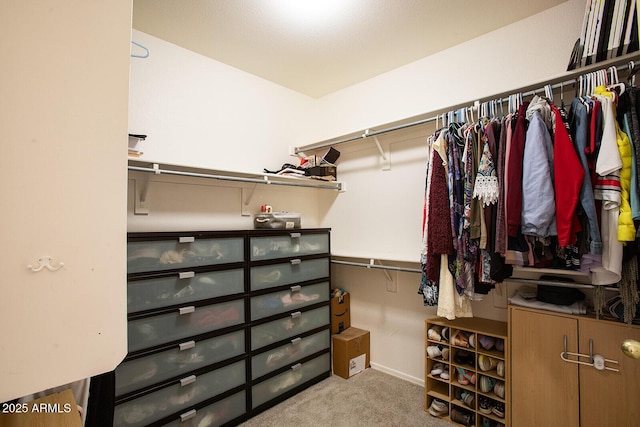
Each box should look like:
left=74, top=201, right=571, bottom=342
left=521, top=97, right=557, bottom=238
left=552, top=104, right=584, bottom=248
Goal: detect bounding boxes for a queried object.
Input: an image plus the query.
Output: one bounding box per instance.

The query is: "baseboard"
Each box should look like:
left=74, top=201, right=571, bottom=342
left=369, top=362, right=424, bottom=387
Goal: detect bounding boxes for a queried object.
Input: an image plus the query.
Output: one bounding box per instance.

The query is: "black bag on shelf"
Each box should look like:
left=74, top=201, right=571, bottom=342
left=536, top=285, right=585, bottom=306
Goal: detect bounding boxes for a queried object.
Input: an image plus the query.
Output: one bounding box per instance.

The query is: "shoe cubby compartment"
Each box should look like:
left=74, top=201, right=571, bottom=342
left=479, top=415, right=505, bottom=427
left=452, top=348, right=476, bottom=369
left=452, top=386, right=475, bottom=411
left=425, top=317, right=509, bottom=426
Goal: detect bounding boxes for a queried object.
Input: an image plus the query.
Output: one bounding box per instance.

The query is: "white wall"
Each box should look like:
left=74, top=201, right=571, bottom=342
left=129, top=30, right=315, bottom=174
left=127, top=0, right=587, bottom=384
left=316, top=0, right=585, bottom=383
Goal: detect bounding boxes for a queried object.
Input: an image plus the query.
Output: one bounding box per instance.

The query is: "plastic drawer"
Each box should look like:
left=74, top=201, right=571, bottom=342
left=250, top=232, right=329, bottom=261
left=251, top=306, right=330, bottom=351
left=250, top=258, right=329, bottom=292
left=251, top=282, right=329, bottom=321
left=114, top=360, right=246, bottom=427
left=116, top=329, right=246, bottom=397
left=252, top=329, right=330, bottom=379
left=127, top=236, right=244, bottom=274
left=160, top=390, right=246, bottom=427
left=128, top=299, right=244, bottom=353
left=127, top=268, right=244, bottom=313
left=251, top=352, right=330, bottom=408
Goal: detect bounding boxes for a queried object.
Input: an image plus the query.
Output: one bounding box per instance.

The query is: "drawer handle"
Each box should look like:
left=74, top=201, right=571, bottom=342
left=180, top=375, right=197, bottom=386
left=179, top=271, right=195, bottom=279
left=290, top=311, right=302, bottom=319
left=291, top=337, right=302, bottom=345
left=290, top=232, right=301, bottom=238
left=290, top=285, right=302, bottom=292
left=179, top=236, right=195, bottom=243
left=180, top=409, right=197, bottom=422
left=290, top=259, right=302, bottom=265
left=179, top=340, right=196, bottom=351
left=291, top=363, right=302, bottom=371
left=179, top=306, right=196, bottom=315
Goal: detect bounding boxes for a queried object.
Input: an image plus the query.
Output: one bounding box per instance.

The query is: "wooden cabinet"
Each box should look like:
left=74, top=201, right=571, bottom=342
left=425, top=317, right=509, bottom=427
left=114, top=229, right=331, bottom=426
left=509, top=306, right=640, bottom=427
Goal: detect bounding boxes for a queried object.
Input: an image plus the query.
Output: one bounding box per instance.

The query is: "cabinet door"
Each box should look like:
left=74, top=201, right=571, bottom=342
left=579, top=318, right=640, bottom=427
left=510, top=307, right=579, bottom=427
left=0, top=1, right=130, bottom=401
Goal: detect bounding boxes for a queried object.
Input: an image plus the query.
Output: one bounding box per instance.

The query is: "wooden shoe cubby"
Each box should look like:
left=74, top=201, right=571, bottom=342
left=425, top=316, right=509, bottom=427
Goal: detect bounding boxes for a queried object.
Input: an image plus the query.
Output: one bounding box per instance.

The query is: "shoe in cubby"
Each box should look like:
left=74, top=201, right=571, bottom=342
left=427, top=325, right=444, bottom=342
left=479, top=374, right=497, bottom=394
left=451, top=330, right=473, bottom=348
left=478, top=396, right=493, bottom=414
left=478, top=354, right=499, bottom=372
left=455, top=366, right=476, bottom=386
left=427, top=344, right=449, bottom=361
left=454, top=387, right=476, bottom=410
left=439, top=364, right=450, bottom=380
left=492, top=401, right=505, bottom=418
left=427, top=398, right=449, bottom=417
left=430, top=361, right=445, bottom=377
left=453, top=348, right=475, bottom=367
left=477, top=334, right=496, bottom=351
left=494, top=380, right=505, bottom=399
left=451, top=406, right=475, bottom=426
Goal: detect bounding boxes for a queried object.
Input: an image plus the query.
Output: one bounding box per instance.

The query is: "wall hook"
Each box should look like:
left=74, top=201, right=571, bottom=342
left=27, top=256, right=64, bottom=272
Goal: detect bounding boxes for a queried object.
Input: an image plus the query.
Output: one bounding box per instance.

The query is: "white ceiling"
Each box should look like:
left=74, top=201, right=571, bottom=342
left=132, top=0, right=566, bottom=98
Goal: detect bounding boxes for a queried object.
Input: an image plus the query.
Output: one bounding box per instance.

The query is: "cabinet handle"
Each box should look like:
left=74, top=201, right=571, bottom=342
left=179, top=271, right=195, bottom=279
left=290, top=259, right=302, bottom=265
left=291, top=363, right=302, bottom=371
left=290, top=232, right=301, bottom=238
left=290, top=311, right=302, bottom=319
left=291, top=337, right=302, bottom=345
left=180, top=375, right=197, bottom=386
left=179, top=306, right=196, bottom=315
left=180, top=409, right=197, bottom=422
left=179, top=236, right=195, bottom=243
left=622, top=339, right=640, bottom=359
left=179, top=340, right=196, bottom=351
left=290, top=285, right=302, bottom=292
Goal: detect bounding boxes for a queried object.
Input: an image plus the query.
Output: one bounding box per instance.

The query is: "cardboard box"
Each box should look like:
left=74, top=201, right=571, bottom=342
left=331, top=292, right=350, bottom=334
left=332, top=327, right=370, bottom=379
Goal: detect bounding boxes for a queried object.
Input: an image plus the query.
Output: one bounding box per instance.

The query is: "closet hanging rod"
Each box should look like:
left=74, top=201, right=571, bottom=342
left=506, top=277, right=619, bottom=292
left=295, top=54, right=640, bottom=154
left=331, top=259, right=422, bottom=274
left=128, top=164, right=343, bottom=190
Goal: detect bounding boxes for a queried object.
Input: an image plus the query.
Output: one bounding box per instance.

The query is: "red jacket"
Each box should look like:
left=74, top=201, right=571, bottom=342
left=553, top=105, right=584, bottom=246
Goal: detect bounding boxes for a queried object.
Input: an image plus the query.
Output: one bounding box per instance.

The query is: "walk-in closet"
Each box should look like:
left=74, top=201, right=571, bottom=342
left=2, top=1, right=640, bottom=426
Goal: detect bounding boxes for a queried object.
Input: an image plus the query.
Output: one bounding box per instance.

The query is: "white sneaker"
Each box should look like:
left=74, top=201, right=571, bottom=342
left=428, top=399, right=448, bottom=417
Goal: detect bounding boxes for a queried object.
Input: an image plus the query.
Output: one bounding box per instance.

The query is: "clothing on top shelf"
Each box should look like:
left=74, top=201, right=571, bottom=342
left=419, top=82, right=640, bottom=320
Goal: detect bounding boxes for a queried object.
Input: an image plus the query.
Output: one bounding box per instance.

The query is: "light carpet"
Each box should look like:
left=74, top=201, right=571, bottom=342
left=238, top=368, right=452, bottom=427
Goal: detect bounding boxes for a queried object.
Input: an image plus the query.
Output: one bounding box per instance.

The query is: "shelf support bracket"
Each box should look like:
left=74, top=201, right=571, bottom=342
left=363, top=130, right=391, bottom=171
left=369, top=258, right=393, bottom=282
left=134, top=173, right=152, bottom=215
left=241, top=184, right=258, bottom=217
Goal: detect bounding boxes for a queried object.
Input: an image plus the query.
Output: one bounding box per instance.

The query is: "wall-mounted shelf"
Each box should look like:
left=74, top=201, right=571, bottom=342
left=128, top=160, right=344, bottom=215
left=128, top=160, right=344, bottom=190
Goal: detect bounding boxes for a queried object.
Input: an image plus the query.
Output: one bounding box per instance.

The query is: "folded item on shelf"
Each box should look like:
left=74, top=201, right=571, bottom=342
left=509, top=293, right=587, bottom=315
